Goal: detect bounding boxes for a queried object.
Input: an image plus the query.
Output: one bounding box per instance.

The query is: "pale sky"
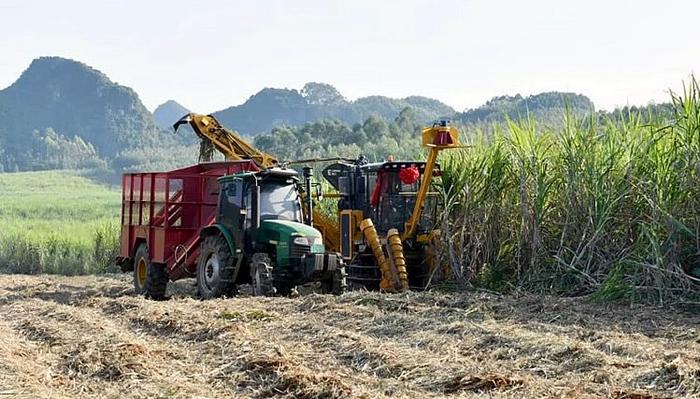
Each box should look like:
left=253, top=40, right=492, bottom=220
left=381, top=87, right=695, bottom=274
left=0, top=0, right=698, bottom=113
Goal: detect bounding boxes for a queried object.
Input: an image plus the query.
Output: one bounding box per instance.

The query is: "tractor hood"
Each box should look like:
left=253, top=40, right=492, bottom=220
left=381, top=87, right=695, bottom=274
left=257, top=220, right=325, bottom=254
left=258, top=219, right=322, bottom=239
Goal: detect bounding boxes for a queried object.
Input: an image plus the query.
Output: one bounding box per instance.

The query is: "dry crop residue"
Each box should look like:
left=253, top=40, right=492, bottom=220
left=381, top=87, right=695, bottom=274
left=0, top=274, right=698, bottom=398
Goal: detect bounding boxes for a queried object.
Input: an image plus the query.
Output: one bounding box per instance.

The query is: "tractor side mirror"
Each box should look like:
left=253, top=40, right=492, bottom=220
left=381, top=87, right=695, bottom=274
left=315, top=183, right=323, bottom=201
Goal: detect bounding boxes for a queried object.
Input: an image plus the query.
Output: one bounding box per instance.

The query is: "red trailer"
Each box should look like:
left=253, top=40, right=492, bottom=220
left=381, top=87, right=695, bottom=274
left=117, top=161, right=259, bottom=283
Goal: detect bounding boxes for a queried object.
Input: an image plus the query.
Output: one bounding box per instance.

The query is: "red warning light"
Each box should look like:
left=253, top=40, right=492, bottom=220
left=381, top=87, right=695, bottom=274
left=399, top=166, right=420, bottom=185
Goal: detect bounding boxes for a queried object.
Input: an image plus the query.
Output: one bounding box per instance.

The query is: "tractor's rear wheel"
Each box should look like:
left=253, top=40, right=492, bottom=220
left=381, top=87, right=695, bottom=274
left=249, top=253, right=275, bottom=296
left=133, top=243, right=168, bottom=300
left=197, top=235, right=238, bottom=299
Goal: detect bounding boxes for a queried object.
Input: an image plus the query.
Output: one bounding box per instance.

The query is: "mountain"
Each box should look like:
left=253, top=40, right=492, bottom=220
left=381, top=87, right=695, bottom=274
left=0, top=56, right=608, bottom=174
left=153, top=100, right=191, bottom=130
left=0, top=57, right=163, bottom=171
left=212, top=82, right=456, bottom=135
left=456, top=92, right=595, bottom=125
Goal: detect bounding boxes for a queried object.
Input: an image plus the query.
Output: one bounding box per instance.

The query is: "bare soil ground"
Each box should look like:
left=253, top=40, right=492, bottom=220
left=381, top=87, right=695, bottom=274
left=0, top=274, right=698, bottom=399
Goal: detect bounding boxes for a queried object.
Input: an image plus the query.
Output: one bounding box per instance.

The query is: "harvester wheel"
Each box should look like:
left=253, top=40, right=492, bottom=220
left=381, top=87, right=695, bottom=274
left=196, top=235, right=238, bottom=299
left=321, top=266, right=348, bottom=295
left=249, top=253, right=275, bottom=296
left=133, top=243, right=168, bottom=299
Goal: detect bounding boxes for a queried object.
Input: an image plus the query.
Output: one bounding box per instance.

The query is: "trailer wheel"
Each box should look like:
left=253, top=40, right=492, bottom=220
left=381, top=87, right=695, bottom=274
left=133, top=243, right=168, bottom=299
left=133, top=244, right=149, bottom=295
left=197, top=235, right=237, bottom=299
left=321, top=266, right=348, bottom=295
left=145, top=263, right=168, bottom=300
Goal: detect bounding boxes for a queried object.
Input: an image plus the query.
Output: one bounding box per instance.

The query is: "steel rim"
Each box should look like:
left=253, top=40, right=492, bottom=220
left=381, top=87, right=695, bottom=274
left=203, top=254, right=220, bottom=290
left=136, top=258, right=147, bottom=287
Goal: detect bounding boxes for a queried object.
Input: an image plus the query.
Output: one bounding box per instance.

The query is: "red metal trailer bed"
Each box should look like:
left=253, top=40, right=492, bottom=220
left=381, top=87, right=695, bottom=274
left=117, top=161, right=259, bottom=281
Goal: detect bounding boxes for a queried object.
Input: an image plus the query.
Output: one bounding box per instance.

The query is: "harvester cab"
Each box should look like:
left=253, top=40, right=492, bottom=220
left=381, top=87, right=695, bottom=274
left=198, top=168, right=346, bottom=298
left=320, top=120, right=461, bottom=292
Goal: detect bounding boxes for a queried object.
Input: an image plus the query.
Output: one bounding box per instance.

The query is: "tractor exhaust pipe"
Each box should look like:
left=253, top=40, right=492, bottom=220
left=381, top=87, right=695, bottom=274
left=302, top=167, right=314, bottom=226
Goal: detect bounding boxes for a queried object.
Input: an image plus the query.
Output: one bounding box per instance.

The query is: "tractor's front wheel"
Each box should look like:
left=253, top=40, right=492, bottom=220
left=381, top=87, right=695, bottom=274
left=249, top=253, right=276, bottom=296
left=197, top=235, right=238, bottom=299
left=133, top=243, right=168, bottom=300
left=321, top=266, right=348, bottom=295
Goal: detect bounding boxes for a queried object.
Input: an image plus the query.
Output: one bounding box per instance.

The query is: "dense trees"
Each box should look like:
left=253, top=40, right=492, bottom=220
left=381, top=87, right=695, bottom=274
left=0, top=128, right=107, bottom=172
left=253, top=107, right=423, bottom=162
left=456, top=92, right=594, bottom=126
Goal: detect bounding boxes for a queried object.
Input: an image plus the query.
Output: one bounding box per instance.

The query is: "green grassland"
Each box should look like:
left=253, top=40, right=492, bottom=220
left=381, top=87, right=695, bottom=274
left=0, top=170, right=121, bottom=274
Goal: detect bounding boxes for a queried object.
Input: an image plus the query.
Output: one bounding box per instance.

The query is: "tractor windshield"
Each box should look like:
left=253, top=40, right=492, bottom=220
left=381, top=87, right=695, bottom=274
left=259, top=182, right=302, bottom=222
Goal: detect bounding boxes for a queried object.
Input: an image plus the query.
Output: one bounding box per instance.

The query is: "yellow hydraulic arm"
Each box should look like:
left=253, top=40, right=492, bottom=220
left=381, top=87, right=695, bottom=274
left=173, top=113, right=278, bottom=167
left=402, top=121, right=461, bottom=240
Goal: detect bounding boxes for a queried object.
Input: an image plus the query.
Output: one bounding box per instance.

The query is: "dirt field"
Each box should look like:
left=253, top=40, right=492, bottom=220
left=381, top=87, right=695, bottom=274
left=0, top=275, right=698, bottom=399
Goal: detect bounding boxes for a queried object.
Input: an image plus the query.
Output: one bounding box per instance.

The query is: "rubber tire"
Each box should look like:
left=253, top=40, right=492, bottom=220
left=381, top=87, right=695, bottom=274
left=133, top=244, right=149, bottom=295
left=144, top=263, right=168, bottom=300
left=249, top=253, right=276, bottom=296
left=133, top=244, right=168, bottom=300
left=321, top=266, right=348, bottom=295
left=196, top=235, right=238, bottom=299
left=276, top=283, right=295, bottom=296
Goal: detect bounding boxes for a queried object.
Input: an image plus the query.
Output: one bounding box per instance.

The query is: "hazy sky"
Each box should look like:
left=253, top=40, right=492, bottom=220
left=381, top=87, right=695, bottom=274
left=1, top=0, right=698, bottom=113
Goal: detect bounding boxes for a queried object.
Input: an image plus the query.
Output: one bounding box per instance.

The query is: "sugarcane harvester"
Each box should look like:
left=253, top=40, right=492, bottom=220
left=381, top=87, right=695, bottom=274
left=172, top=113, right=460, bottom=293
left=322, top=120, right=461, bottom=291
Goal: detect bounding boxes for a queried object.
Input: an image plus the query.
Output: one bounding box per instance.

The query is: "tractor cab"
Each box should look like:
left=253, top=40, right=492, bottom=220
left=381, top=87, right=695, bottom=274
left=211, top=168, right=341, bottom=297
left=216, top=169, right=312, bottom=252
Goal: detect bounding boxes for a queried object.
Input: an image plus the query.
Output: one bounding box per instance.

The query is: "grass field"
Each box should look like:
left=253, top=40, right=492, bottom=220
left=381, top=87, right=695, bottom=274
left=0, top=170, right=121, bottom=275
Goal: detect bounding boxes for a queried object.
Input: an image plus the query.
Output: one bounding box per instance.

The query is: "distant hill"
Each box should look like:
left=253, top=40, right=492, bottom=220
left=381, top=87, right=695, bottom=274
left=0, top=57, right=164, bottom=171
left=212, top=82, right=456, bottom=135
left=456, top=92, right=595, bottom=125
left=153, top=100, right=191, bottom=130
left=0, top=56, right=628, bottom=175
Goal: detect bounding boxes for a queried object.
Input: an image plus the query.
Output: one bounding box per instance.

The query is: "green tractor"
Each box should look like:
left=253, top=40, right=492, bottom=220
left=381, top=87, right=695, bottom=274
left=197, top=167, right=346, bottom=298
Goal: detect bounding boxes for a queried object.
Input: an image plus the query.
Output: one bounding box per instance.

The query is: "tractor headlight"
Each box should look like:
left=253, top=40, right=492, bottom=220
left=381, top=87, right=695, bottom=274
left=293, top=236, right=310, bottom=246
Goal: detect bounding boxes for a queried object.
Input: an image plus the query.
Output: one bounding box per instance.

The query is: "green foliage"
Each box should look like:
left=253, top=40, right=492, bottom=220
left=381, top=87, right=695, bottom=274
left=254, top=108, right=424, bottom=162
left=457, top=92, right=595, bottom=128
left=0, top=170, right=121, bottom=275
left=112, top=143, right=201, bottom=173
